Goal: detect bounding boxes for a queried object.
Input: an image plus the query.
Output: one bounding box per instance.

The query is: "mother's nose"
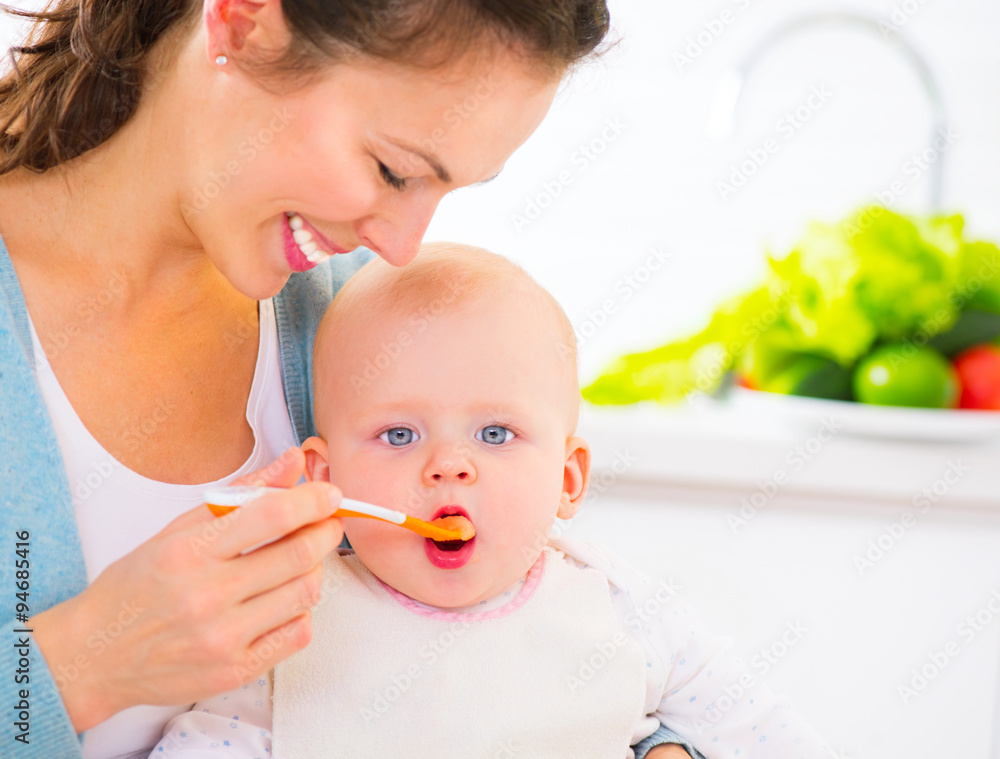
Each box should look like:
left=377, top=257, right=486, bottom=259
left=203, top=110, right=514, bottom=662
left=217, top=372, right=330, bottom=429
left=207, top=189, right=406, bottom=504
left=355, top=190, right=442, bottom=267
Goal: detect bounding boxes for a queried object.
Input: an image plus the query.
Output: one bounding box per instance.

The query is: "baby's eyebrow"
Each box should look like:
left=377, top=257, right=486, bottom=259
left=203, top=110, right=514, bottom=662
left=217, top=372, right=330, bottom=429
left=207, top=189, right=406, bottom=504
left=353, top=401, right=529, bottom=426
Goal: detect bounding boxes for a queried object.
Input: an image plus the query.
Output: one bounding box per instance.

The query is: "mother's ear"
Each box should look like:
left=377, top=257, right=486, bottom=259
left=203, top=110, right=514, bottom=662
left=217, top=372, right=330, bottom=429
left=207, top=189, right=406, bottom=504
left=203, top=0, right=291, bottom=65
left=300, top=436, right=331, bottom=483
left=558, top=436, right=591, bottom=520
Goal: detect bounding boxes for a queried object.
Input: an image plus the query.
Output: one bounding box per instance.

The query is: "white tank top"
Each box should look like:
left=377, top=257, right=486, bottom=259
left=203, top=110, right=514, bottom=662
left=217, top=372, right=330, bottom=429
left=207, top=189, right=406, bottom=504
left=29, top=298, right=298, bottom=759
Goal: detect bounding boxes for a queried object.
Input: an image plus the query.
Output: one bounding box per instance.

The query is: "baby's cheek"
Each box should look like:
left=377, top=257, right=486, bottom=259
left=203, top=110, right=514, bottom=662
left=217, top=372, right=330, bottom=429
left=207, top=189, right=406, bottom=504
left=509, top=512, right=556, bottom=561
left=350, top=529, right=418, bottom=590
left=343, top=519, right=398, bottom=561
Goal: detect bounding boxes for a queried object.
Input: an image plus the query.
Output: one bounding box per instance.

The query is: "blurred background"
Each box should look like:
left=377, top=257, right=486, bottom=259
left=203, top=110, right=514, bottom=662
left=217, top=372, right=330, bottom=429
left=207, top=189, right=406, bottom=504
left=4, top=1, right=1000, bottom=756
left=433, top=4, right=1000, bottom=754
left=424, top=0, right=1000, bottom=382
left=429, top=4, right=1000, bottom=751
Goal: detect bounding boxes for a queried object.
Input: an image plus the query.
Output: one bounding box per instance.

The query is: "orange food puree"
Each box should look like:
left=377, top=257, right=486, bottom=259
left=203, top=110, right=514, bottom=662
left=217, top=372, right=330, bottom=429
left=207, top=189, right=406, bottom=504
left=431, top=515, right=475, bottom=541
left=206, top=503, right=237, bottom=517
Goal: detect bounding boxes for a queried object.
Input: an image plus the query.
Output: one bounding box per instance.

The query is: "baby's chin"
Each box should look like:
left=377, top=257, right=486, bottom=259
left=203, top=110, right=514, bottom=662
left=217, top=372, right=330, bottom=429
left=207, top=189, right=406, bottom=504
left=352, top=536, right=540, bottom=610
left=396, top=576, right=494, bottom=610
left=385, top=570, right=523, bottom=611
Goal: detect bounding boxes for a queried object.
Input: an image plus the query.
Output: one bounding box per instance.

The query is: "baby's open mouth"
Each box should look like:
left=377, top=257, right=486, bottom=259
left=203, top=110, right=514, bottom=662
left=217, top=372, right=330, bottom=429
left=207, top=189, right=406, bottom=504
left=432, top=539, right=467, bottom=552
left=429, top=514, right=475, bottom=551
left=424, top=512, right=475, bottom=568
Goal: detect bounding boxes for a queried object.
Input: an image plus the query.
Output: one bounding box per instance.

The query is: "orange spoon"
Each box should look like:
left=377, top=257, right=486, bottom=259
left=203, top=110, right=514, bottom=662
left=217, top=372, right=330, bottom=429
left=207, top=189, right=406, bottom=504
left=203, top=486, right=475, bottom=542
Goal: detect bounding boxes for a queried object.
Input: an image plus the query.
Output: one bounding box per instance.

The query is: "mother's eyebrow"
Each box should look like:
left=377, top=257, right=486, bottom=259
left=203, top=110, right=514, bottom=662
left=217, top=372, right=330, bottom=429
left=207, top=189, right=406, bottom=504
left=384, top=137, right=451, bottom=183
left=383, top=135, right=503, bottom=185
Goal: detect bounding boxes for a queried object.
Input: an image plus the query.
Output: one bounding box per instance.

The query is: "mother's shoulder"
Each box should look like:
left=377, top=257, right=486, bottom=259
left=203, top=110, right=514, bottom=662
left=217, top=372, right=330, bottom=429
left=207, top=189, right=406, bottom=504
left=273, top=247, right=375, bottom=443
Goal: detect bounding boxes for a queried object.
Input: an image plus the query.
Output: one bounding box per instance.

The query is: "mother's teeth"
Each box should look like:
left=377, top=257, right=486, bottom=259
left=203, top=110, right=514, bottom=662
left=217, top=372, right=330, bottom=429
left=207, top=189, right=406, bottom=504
left=287, top=211, right=333, bottom=265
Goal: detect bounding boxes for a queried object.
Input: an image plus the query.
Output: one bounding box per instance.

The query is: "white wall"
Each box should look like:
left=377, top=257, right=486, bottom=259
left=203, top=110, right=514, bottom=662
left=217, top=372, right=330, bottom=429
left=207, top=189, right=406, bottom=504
left=425, top=0, right=1000, bottom=382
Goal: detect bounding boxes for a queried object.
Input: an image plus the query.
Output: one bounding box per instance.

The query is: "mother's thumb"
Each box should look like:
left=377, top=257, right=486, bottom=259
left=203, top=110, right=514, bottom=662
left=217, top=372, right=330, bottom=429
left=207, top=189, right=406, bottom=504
left=232, top=447, right=307, bottom=489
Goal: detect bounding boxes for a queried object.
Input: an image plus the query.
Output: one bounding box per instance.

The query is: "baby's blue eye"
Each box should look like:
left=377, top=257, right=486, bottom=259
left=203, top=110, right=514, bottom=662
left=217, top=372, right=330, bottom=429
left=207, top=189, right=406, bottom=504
left=380, top=427, right=418, bottom=446
left=477, top=425, right=514, bottom=445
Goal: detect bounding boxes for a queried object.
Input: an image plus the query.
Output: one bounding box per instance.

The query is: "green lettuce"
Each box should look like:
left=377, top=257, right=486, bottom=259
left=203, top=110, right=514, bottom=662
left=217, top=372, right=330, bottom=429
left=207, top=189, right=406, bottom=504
left=583, top=207, right=1000, bottom=405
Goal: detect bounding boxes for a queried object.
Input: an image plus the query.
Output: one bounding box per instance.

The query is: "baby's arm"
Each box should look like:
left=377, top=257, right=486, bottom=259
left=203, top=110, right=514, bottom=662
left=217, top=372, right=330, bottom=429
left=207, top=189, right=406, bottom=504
left=553, top=537, right=830, bottom=759
left=150, top=674, right=272, bottom=757
left=646, top=613, right=829, bottom=758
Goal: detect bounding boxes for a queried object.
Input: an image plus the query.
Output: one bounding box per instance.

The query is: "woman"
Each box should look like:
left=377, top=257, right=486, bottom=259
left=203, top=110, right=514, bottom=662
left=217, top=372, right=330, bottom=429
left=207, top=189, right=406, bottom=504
left=0, top=1, right=695, bottom=757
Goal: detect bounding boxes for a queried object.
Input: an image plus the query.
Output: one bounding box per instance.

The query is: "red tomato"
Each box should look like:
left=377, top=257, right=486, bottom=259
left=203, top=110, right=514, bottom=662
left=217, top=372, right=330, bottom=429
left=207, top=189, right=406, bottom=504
left=953, top=344, right=1000, bottom=410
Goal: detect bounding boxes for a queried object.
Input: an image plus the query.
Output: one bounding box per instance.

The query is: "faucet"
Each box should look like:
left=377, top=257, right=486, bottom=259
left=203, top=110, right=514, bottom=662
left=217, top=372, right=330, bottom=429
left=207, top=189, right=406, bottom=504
left=708, top=11, right=949, bottom=210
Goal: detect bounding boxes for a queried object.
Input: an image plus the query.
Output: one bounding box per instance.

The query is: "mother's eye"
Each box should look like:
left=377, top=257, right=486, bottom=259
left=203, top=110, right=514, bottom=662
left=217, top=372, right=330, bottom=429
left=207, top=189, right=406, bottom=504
left=379, top=427, right=418, bottom=446
left=378, top=161, right=408, bottom=191
left=476, top=425, right=514, bottom=445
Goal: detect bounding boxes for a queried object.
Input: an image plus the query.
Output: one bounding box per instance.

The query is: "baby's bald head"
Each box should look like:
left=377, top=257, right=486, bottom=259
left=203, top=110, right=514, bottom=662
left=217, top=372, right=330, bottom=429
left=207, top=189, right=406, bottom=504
left=313, top=242, right=580, bottom=437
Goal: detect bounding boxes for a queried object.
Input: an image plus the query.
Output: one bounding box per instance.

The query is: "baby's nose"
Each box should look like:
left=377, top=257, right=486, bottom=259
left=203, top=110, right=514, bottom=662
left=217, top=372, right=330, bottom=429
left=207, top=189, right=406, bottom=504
left=431, top=468, right=471, bottom=482
left=423, top=448, right=477, bottom=485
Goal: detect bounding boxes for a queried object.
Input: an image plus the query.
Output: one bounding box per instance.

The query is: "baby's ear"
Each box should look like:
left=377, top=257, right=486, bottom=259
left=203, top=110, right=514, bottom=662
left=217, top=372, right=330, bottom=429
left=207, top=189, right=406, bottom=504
left=301, top=436, right=331, bottom=483
left=558, top=436, right=591, bottom=520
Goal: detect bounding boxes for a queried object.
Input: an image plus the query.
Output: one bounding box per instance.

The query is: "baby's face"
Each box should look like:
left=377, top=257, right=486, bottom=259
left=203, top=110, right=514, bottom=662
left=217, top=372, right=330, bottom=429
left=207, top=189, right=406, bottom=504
left=310, top=293, right=585, bottom=608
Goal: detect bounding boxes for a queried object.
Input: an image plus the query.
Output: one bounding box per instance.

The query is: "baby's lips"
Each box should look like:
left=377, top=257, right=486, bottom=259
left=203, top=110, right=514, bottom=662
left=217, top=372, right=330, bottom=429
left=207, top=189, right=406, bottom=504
left=430, top=515, right=476, bottom=541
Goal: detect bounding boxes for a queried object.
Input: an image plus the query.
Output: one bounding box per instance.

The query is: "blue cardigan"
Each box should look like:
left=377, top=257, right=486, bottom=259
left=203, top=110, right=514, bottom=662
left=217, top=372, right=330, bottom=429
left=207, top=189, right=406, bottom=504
left=0, top=236, right=695, bottom=757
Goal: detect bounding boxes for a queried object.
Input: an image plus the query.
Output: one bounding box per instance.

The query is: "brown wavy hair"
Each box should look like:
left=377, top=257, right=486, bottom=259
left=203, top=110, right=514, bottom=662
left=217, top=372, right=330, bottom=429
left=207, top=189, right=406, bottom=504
left=0, top=0, right=611, bottom=175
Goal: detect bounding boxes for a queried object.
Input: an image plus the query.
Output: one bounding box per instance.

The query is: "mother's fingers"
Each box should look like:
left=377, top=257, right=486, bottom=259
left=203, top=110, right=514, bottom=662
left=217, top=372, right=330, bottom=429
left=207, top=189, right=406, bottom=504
left=159, top=499, right=224, bottom=537
left=230, top=446, right=307, bottom=489
left=218, top=515, right=343, bottom=605
left=155, top=447, right=310, bottom=539
left=236, top=563, right=324, bottom=648
left=205, top=482, right=342, bottom=559
left=240, top=612, right=314, bottom=677
left=219, top=565, right=326, bottom=681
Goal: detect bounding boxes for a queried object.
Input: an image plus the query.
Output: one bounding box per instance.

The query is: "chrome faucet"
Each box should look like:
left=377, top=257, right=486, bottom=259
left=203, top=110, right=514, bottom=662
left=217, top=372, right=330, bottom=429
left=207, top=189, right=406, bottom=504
left=708, top=11, right=949, bottom=210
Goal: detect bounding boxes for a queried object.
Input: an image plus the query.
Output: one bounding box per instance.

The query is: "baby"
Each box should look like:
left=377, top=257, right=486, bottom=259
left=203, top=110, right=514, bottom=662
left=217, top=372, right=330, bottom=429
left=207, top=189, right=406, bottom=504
left=155, top=244, right=829, bottom=758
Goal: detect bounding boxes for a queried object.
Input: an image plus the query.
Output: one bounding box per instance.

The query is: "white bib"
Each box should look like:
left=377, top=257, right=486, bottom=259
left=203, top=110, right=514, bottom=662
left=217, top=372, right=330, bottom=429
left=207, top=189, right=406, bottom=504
left=274, top=548, right=648, bottom=758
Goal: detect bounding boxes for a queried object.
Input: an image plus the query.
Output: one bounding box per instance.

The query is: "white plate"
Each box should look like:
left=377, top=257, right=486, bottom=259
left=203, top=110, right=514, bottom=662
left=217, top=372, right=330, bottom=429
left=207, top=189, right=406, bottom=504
left=727, top=387, right=1000, bottom=443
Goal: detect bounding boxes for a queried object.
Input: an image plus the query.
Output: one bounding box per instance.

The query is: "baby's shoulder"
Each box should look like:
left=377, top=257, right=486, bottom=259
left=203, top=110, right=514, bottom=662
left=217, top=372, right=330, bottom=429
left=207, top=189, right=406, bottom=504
left=546, top=536, right=677, bottom=607
left=546, top=536, right=697, bottom=668
left=546, top=535, right=627, bottom=575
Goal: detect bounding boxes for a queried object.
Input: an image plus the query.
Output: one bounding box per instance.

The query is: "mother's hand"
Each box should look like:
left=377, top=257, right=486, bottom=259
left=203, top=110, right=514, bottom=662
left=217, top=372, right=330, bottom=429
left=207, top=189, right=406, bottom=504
left=31, top=448, right=343, bottom=732
left=646, top=746, right=694, bottom=758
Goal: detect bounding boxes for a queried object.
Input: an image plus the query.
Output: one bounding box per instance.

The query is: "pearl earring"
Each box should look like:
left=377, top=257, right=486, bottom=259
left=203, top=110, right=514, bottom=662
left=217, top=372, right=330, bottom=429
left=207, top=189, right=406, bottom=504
left=215, top=54, right=228, bottom=66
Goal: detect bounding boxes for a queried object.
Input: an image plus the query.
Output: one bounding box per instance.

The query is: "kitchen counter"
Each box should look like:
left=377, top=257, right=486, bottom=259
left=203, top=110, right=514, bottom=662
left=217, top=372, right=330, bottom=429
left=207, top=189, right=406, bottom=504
left=579, top=399, right=1000, bottom=511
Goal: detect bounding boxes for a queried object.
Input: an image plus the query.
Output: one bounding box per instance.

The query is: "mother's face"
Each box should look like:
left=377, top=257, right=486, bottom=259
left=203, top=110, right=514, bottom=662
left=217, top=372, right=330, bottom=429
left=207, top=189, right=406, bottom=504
left=183, top=47, right=560, bottom=298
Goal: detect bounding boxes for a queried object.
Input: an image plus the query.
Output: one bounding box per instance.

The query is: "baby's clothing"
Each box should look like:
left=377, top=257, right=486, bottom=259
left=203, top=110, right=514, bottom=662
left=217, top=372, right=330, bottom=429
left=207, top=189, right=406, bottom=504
left=155, top=537, right=830, bottom=758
